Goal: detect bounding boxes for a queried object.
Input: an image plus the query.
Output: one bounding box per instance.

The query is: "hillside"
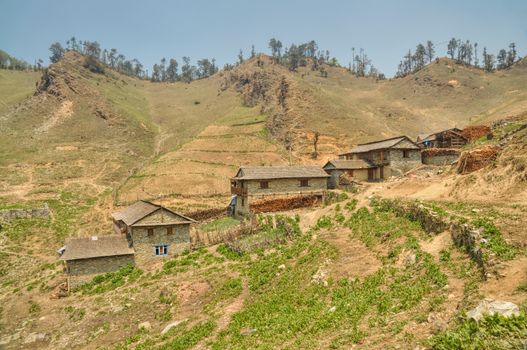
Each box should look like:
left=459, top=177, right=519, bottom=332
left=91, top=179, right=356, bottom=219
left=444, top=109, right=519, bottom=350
left=0, top=51, right=526, bottom=349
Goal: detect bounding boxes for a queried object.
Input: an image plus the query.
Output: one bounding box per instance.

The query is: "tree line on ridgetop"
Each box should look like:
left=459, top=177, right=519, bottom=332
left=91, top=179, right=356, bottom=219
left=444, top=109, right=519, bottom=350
left=396, top=38, right=520, bottom=77
left=0, top=37, right=522, bottom=82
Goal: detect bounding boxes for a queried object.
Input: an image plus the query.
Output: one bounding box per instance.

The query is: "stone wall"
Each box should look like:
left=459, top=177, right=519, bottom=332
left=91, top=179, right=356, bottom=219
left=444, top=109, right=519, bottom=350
left=246, top=177, right=327, bottom=196
left=388, top=149, right=422, bottom=173
left=373, top=198, right=494, bottom=280
left=0, top=204, right=50, bottom=221
left=235, top=177, right=327, bottom=217
left=422, top=154, right=459, bottom=165
left=66, top=254, right=134, bottom=290
left=131, top=224, right=190, bottom=268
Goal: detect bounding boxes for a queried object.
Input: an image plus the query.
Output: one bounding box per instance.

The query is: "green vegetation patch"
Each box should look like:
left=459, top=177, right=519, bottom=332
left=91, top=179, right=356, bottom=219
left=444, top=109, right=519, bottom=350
left=77, top=264, right=143, bottom=295
left=200, top=217, right=240, bottom=232
left=430, top=313, right=527, bottom=350
left=472, top=217, right=517, bottom=261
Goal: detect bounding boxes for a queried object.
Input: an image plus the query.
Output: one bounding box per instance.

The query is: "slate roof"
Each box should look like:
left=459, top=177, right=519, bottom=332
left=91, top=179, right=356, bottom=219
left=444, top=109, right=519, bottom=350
left=323, top=159, right=376, bottom=170
left=61, top=235, right=134, bottom=261
left=232, top=166, right=329, bottom=180
left=341, top=136, right=420, bottom=154
left=111, top=200, right=196, bottom=226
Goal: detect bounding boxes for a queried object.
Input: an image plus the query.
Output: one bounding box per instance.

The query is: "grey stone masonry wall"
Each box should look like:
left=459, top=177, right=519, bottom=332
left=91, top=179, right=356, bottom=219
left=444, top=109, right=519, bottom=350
left=387, top=149, right=422, bottom=173
left=131, top=224, right=190, bottom=268
left=246, top=177, right=327, bottom=196
left=422, top=154, right=459, bottom=165
left=0, top=204, right=50, bottom=221
left=67, top=254, right=134, bottom=289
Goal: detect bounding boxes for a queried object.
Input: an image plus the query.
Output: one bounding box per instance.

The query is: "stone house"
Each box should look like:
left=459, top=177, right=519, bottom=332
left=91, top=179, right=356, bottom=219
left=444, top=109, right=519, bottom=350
left=417, top=128, right=467, bottom=149
left=323, top=159, right=378, bottom=188
left=111, top=201, right=196, bottom=266
left=61, top=201, right=196, bottom=289
left=60, top=235, right=134, bottom=290
left=339, top=136, right=422, bottom=176
left=230, top=165, right=329, bottom=217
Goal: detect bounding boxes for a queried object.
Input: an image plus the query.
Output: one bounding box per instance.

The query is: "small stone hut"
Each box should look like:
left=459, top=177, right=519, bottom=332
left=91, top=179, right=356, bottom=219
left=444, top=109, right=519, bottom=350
left=339, top=136, right=422, bottom=176
left=61, top=235, right=134, bottom=290
left=323, top=159, right=377, bottom=188
left=230, top=165, right=329, bottom=217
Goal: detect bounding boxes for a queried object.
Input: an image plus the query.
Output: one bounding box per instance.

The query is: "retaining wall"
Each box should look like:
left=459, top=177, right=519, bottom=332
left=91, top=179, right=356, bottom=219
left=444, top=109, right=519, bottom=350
left=0, top=204, right=50, bottom=221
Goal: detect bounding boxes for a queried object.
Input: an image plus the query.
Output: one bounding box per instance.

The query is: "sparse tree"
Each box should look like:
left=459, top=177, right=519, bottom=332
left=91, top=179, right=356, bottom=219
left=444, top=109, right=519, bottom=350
left=507, top=42, right=517, bottom=67
left=181, top=56, right=193, bottom=83
left=497, top=49, right=507, bottom=69
left=447, top=38, right=458, bottom=60
left=237, top=49, right=244, bottom=65
left=482, top=47, right=495, bottom=72
left=268, top=38, right=283, bottom=61
left=166, top=58, right=178, bottom=81
left=425, top=40, right=435, bottom=63
left=251, top=45, right=256, bottom=58
left=49, top=42, right=65, bottom=63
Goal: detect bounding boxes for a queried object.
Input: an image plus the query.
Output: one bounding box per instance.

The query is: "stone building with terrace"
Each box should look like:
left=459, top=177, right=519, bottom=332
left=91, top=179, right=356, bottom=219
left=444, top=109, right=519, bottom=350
left=230, top=165, right=329, bottom=217
left=338, top=136, right=422, bottom=176
left=61, top=201, right=196, bottom=289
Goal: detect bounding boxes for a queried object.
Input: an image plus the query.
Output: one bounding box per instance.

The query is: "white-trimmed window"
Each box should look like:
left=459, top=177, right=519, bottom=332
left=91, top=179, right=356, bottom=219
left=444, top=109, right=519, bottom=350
left=154, top=244, right=168, bottom=256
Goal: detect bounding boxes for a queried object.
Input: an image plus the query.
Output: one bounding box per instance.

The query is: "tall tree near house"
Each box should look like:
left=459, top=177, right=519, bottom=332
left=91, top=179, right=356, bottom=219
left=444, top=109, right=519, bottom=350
left=497, top=49, right=507, bottom=69
left=166, top=58, right=178, bottom=81
left=425, top=40, right=435, bottom=63
left=49, top=42, right=65, bottom=63
left=447, top=38, right=457, bottom=59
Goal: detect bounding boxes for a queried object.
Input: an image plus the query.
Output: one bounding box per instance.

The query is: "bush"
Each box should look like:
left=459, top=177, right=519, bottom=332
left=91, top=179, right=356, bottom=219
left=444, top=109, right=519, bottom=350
left=83, top=56, right=105, bottom=74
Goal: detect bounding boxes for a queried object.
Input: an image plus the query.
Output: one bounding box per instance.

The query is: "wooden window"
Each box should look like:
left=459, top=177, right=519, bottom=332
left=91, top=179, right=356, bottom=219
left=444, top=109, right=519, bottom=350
left=299, top=179, right=309, bottom=187
left=167, top=226, right=173, bottom=235
left=147, top=228, right=154, bottom=236
left=403, top=150, right=410, bottom=158
left=241, top=198, right=245, bottom=207
left=347, top=170, right=354, bottom=177
left=154, top=244, right=168, bottom=256
left=259, top=181, right=269, bottom=189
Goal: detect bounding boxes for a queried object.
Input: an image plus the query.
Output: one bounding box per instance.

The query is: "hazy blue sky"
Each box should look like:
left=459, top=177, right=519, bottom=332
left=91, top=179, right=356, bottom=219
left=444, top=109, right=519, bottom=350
left=1, top=0, right=526, bottom=76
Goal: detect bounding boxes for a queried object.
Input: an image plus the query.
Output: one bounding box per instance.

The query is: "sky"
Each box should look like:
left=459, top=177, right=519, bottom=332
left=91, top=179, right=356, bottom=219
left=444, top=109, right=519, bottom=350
left=1, top=0, right=526, bottom=77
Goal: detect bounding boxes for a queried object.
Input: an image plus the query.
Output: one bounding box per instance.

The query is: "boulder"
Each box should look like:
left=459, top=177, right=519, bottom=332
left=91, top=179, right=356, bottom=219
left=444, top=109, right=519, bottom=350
left=467, top=299, right=520, bottom=321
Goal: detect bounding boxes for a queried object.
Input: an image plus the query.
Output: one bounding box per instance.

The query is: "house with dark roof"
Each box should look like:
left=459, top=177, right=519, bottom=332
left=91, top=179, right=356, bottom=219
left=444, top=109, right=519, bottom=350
left=230, top=165, right=329, bottom=216
left=339, top=136, right=422, bottom=176
left=322, top=159, right=377, bottom=188
left=416, top=128, right=467, bottom=149
left=61, top=201, right=196, bottom=289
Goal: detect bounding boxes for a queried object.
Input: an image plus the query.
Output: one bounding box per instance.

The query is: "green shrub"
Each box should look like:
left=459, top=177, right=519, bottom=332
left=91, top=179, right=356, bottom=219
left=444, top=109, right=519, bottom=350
left=472, top=217, right=517, bottom=260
